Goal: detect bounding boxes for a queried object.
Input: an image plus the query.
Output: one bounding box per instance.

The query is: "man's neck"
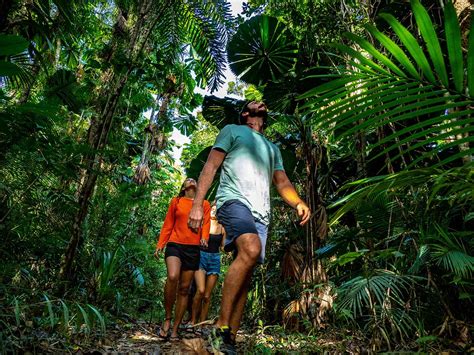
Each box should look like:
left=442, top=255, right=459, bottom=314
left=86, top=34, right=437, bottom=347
left=248, top=125, right=264, bottom=134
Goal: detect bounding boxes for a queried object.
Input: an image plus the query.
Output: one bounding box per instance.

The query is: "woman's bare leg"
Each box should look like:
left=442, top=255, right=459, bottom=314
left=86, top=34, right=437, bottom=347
left=191, top=270, right=206, bottom=325
left=160, top=256, right=181, bottom=337
left=200, top=274, right=219, bottom=323
left=170, top=269, right=195, bottom=338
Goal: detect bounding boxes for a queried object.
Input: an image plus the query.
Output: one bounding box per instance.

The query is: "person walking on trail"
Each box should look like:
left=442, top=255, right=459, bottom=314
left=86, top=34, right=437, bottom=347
left=188, top=101, right=311, bottom=352
left=155, top=178, right=211, bottom=341
left=189, top=202, right=225, bottom=333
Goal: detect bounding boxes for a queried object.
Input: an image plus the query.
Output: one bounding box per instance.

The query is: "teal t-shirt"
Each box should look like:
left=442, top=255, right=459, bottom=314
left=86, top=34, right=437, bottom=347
left=213, top=124, right=284, bottom=225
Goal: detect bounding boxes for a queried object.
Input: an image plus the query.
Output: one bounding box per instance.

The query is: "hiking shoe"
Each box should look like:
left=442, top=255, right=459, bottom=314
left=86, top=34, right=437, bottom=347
left=215, top=325, right=232, bottom=344
left=208, top=326, right=236, bottom=354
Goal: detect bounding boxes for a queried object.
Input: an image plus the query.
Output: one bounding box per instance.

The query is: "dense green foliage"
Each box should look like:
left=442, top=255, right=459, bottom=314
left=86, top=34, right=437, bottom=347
left=0, top=0, right=233, bottom=351
left=0, top=0, right=472, bottom=353
left=202, top=0, right=473, bottom=352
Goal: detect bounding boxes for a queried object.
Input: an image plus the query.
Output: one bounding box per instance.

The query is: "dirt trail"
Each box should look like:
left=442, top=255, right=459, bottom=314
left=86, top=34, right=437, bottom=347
left=94, top=322, right=248, bottom=354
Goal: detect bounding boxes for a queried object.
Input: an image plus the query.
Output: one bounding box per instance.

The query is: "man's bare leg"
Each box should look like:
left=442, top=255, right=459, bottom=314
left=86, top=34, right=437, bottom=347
left=229, top=275, right=251, bottom=340
left=215, top=233, right=261, bottom=328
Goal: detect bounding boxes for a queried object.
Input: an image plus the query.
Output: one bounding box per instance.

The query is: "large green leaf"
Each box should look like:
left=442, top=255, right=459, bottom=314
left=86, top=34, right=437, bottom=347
left=0, top=61, right=24, bottom=77
left=0, top=34, right=32, bottom=88
left=468, top=14, right=474, bottom=96
left=263, top=65, right=330, bottom=114
left=443, top=1, right=464, bottom=92
left=227, top=15, right=298, bottom=85
left=344, top=32, right=406, bottom=78
left=45, top=69, right=84, bottom=112
left=379, top=13, right=435, bottom=83
left=365, top=24, right=419, bottom=79
left=0, top=34, right=29, bottom=57
left=411, top=0, right=448, bottom=86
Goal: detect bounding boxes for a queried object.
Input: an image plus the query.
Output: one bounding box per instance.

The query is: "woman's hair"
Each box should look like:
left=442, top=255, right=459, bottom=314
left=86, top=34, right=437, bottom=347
left=178, top=178, right=196, bottom=197
left=239, top=101, right=268, bottom=127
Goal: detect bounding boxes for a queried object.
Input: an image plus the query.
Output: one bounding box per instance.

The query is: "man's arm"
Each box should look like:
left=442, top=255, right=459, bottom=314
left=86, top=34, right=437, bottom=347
left=188, top=149, right=226, bottom=230
left=273, top=170, right=311, bottom=226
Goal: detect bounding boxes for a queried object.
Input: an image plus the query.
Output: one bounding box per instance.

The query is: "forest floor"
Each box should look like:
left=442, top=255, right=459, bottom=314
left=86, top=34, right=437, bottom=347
left=62, top=320, right=362, bottom=354
left=13, top=318, right=470, bottom=354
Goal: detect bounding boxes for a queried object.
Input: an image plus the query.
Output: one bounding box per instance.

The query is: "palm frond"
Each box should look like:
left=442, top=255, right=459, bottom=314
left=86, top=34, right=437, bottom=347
left=407, top=225, right=474, bottom=280
left=154, top=2, right=184, bottom=64
left=171, top=112, right=198, bottom=136
left=468, top=10, right=474, bottom=95
left=227, top=15, right=298, bottom=86
left=443, top=1, right=464, bottom=93
left=152, top=1, right=233, bottom=93
left=44, top=69, right=83, bottom=111
left=299, top=0, right=474, bottom=169
left=0, top=34, right=34, bottom=89
left=182, top=0, right=234, bottom=92
left=336, top=270, right=418, bottom=318
left=429, top=226, right=474, bottom=279
left=201, top=95, right=245, bottom=129
left=328, top=165, right=473, bottom=225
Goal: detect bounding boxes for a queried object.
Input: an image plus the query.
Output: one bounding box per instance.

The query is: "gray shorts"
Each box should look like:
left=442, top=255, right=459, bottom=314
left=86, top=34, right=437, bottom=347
left=216, top=199, right=268, bottom=264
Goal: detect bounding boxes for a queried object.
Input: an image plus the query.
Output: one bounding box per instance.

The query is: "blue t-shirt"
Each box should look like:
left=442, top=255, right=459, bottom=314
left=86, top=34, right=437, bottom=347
left=213, top=124, right=284, bottom=225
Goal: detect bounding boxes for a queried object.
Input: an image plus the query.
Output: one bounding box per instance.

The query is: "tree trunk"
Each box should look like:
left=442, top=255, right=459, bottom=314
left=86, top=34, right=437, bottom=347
left=58, top=0, right=160, bottom=280
left=59, top=72, right=130, bottom=280
left=302, top=136, right=327, bottom=283
left=301, top=125, right=331, bottom=328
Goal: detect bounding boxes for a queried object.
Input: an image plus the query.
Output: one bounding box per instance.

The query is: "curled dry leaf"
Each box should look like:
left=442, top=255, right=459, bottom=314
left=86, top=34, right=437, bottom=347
left=182, top=337, right=210, bottom=355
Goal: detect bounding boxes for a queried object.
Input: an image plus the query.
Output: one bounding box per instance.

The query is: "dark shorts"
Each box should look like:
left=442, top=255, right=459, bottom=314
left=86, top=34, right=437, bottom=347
left=165, top=242, right=200, bottom=271
left=217, top=199, right=269, bottom=264
left=199, top=251, right=221, bottom=275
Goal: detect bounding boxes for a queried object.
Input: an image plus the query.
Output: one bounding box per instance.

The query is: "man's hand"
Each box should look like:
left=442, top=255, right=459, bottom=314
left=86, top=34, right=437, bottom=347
left=154, top=248, right=163, bottom=259
left=188, top=204, right=204, bottom=232
left=273, top=170, right=311, bottom=226
left=200, top=238, right=208, bottom=248
left=296, top=202, right=311, bottom=226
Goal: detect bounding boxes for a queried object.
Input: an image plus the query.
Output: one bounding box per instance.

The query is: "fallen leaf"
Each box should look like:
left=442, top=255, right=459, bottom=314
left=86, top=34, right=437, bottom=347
left=182, top=337, right=210, bottom=355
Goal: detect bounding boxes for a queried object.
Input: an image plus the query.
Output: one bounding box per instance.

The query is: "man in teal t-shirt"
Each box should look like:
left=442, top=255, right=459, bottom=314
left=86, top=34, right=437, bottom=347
left=213, top=123, right=284, bottom=225
left=188, top=101, right=310, bottom=352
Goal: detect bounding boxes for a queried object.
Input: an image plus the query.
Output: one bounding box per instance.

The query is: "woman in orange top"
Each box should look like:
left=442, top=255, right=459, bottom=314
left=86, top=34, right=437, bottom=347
left=154, top=178, right=211, bottom=340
